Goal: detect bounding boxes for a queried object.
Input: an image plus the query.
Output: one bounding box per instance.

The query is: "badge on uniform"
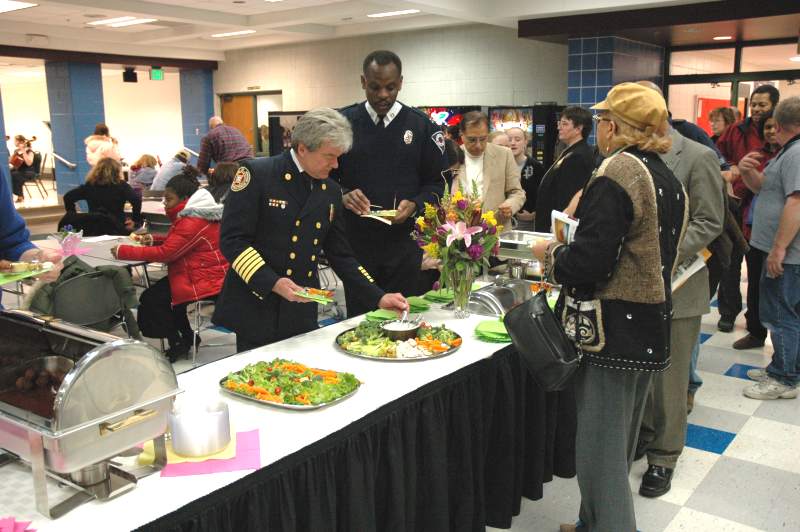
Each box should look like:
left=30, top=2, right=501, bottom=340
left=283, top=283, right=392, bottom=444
left=431, top=130, right=445, bottom=154
left=231, top=167, right=251, bottom=192
left=403, top=130, right=413, bottom=145
left=268, top=198, right=288, bottom=209
left=329, top=203, right=335, bottom=223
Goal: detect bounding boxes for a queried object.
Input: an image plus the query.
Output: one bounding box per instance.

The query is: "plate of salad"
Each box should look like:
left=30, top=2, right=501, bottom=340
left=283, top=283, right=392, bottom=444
left=335, top=321, right=462, bottom=361
left=219, top=358, right=361, bottom=410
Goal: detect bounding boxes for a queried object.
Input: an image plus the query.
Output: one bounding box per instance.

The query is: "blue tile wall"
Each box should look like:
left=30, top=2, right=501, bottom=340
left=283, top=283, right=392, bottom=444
left=45, top=62, right=105, bottom=195
left=567, top=36, right=665, bottom=145
left=0, top=88, right=10, bottom=193
left=180, top=69, right=214, bottom=160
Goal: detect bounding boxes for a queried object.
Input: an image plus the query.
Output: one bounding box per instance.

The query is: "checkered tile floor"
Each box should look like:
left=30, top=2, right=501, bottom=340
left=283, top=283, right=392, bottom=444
left=489, top=290, right=800, bottom=532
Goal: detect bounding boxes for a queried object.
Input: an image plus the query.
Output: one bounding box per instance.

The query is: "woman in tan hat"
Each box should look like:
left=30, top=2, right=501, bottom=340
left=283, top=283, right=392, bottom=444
left=533, top=82, right=688, bottom=532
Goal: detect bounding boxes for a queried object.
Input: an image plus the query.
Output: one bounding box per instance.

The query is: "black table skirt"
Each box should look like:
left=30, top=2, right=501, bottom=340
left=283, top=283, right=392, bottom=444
left=136, top=346, right=576, bottom=532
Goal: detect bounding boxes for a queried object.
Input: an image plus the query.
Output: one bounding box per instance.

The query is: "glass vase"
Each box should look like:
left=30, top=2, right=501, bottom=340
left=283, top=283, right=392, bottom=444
left=449, top=265, right=475, bottom=319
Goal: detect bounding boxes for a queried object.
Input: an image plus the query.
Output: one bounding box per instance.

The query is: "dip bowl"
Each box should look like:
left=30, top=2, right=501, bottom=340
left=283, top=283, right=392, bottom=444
left=381, top=320, right=420, bottom=341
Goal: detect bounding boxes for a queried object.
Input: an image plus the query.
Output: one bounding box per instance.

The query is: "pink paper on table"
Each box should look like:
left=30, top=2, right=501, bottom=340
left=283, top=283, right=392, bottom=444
left=160, top=430, right=261, bottom=477
left=66, top=247, right=92, bottom=256
left=0, top=517, right=13, bottom=532
left=14, top=521, right=34, bottom=532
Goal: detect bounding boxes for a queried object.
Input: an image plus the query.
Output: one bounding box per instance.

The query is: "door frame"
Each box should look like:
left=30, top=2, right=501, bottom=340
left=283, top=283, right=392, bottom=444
left=218, top=90, right=283, bottom=156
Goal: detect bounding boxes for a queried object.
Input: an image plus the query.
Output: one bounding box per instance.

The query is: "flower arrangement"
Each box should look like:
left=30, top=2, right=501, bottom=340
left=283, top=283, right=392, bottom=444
left=411, top=183, right=502, bottom=316
left=50, top=224, right=83, bottom=256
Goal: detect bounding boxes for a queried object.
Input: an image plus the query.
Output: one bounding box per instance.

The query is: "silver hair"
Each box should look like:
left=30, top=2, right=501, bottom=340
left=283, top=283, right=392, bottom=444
left=291, top=108, right=353, bottom=152
left=774, top=97, right=800, bottom=130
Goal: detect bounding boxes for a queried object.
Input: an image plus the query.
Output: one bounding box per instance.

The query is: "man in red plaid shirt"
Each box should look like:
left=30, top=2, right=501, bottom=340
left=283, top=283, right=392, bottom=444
left=197, top=116, right=254, bottom=175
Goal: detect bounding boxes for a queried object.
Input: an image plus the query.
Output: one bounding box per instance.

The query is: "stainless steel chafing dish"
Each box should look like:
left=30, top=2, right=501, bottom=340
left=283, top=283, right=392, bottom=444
left=497, top=229, right=553, bottom=261
left=0, top=310, right=179, bottom=518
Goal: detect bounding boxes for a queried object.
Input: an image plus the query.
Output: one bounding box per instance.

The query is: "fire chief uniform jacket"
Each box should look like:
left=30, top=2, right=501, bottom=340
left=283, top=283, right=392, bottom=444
left=212, top=151, right=385, bottom=347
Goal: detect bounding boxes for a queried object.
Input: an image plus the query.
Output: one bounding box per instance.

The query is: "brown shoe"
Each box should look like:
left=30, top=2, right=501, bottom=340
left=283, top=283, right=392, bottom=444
left=559, top=525, right=577, bottom=532
left=733, top=334, right=765, bottom=350
left=687, top=392, right=695, bottom=414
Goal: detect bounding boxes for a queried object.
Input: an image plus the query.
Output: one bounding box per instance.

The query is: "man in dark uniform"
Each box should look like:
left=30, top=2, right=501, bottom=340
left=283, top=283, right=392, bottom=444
left=334, top=50, right=445, bottom=317
left=213, top=108, right=408, bottom=352
left=534, top=106, right=595, bottom=232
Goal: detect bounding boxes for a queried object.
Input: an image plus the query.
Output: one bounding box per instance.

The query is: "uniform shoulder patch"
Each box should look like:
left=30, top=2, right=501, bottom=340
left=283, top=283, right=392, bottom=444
left=431, top=130, right=446, bottom=154
left=231, top=166, right=251, bottom=192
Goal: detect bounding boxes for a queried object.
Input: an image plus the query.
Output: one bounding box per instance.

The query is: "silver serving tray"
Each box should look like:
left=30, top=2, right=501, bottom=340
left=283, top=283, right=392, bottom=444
left=334, top=328, right=462, bottom=362
left=218, top=376, right=360, bottom=410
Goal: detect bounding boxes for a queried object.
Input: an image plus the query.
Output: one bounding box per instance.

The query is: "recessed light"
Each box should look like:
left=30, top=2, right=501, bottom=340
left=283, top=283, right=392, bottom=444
left=367, top=9, right=420, bottom=18
left=265, top=0, right=284, bottom=3
left=790, top=56, right=800, bottom=62
left=211, top=29, right=256, bottom=38
left=109, top=18, right=158, bottom=28
left=713, top=35, right=733, bottom=41
left=87, top=16, right=136, bottom=25
left=0, top=1, right=37, bottom=15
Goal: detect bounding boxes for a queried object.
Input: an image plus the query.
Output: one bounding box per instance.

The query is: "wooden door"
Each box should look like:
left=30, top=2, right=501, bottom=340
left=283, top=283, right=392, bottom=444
left=221, top=95, right=256, bottom=149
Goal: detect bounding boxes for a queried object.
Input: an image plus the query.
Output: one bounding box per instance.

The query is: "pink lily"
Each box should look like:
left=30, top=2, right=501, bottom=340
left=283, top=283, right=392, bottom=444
left=443, top=221, right=483, bottom=248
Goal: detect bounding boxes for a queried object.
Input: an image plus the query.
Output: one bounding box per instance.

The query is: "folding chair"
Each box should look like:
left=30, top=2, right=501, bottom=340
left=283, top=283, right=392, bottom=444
left=23, top=152, right=48, bottom=200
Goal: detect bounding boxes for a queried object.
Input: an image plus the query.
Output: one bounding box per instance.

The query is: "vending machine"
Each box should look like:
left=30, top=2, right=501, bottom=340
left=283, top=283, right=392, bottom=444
left=531, top=103, right=565, bottom=169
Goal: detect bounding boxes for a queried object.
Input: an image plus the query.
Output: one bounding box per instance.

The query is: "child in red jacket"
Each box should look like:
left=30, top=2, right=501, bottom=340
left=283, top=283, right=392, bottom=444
left=113, top=170, right=228, bottom=360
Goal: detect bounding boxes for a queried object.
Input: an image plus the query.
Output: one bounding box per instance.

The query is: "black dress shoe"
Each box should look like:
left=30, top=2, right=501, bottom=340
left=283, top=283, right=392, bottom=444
left=639, top=464, right=673, bottom=498
left=634, top=439, right=649, bottom=461
left=717, top=316, right=735, bottom=332
left=732, top=334, right=765, bottom=350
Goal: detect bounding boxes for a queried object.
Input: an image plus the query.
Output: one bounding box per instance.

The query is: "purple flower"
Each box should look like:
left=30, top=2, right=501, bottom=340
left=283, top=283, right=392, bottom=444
left=431, top=234, right=438, bottom=243
left=416, top=239, right=426, bottom=248
left=436, top=226, right=448, bottom=236
left=487, top=225, right=497, bottom=235
left=456, top=199, right=468, bottom=210
left=432, top=280, right=440, bottom=290
left=480, top=221, right=489, bottom=231
left=467, top=244, right=483, bottom=260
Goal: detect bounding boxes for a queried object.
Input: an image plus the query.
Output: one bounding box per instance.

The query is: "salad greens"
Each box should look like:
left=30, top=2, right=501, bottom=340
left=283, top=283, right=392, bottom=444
left=223, top=358, right=360, bottom=406
left=336, top=321, right=462, bottom=359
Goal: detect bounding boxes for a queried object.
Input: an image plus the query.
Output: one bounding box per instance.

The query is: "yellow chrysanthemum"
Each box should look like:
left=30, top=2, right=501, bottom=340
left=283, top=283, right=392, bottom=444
left=452, top=190, right=464, bottom=202
left=415, top=216, right=426, bottom=230
left=424, top=203, right=437, bottom=219
left=481, top=211, right=497, bottom=226
left=423, top=242, right=439, bottom=258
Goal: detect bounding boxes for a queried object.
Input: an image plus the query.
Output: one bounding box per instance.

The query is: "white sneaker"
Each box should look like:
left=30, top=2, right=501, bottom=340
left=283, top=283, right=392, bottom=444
left=746, top=368, right=768, bottom=381
left=743, top=377, right=798, bottom=400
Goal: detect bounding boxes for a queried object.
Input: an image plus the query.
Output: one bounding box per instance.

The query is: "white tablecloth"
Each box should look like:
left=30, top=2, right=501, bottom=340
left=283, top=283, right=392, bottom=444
left=28, top=308, right=507, bottom=530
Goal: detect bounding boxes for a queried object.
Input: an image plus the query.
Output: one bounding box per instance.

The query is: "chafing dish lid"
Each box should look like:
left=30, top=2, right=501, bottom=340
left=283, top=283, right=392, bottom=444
left=52, top=339, right=178, bottom=431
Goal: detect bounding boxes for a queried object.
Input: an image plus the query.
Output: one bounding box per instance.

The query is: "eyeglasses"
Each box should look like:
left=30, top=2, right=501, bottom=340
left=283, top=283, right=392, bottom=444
left=592, top=115, right=611, bottom=123
left=463, top=136, right=488, bottom=144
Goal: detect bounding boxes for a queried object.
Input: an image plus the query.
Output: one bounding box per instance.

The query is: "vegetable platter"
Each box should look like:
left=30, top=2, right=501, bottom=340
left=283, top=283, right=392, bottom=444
left=335, top=321, right=462, bottom=361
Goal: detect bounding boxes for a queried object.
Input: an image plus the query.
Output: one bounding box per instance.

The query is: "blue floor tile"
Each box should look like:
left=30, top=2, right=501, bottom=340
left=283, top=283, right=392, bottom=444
left=700, top=333, right=713, bottom=344
left=318, top=317, right=340, bottom=327
left=210, top=325, right=232, bottom=333
left=725, top=363, right=761, bottom=380
left=685, top=423, right=736, bottom=454
left=710, top=299, right=718, bottom=308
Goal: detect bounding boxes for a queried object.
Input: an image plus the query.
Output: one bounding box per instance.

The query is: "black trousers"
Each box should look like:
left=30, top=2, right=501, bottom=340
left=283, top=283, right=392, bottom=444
left=345, top=235, right=423, bottom=318
left=744, top=247, right=767, bottom=340
left=10, top=170, right=34, bottom=197
left=717, top=200, right=744, bottom=320
left=137, top=277, right=190, bottom=340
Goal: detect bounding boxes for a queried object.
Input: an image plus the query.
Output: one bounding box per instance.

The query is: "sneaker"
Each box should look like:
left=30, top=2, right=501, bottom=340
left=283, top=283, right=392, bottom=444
left=733, top=334, right=765, bottom=350
left=743, top=378, right=798, bottom=400
left=746, top=368, right=768, bottom=381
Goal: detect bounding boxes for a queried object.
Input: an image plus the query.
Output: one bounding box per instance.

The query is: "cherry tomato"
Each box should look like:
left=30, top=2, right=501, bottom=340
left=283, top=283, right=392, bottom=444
left=274, top=387, right=282, bottom=394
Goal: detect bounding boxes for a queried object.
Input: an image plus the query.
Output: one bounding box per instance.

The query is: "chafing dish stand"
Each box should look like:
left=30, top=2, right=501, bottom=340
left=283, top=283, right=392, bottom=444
left=0, top=310, right=180, bottom=519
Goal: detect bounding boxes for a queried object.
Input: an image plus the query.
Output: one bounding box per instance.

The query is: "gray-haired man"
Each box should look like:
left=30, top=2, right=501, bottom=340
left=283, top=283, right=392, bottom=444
left=213, top=108, right=408, bottom=352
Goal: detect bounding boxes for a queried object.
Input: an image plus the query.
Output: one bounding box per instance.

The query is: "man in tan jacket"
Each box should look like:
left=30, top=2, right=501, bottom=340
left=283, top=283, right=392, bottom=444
left=453, top=111, right=525, bottom=223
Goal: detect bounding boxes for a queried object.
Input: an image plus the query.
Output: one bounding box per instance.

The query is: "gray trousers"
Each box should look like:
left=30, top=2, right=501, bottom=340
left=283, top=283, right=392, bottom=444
left=575, top=363, right=653, bottom=532
left=640, top=316, right=701, bottom=468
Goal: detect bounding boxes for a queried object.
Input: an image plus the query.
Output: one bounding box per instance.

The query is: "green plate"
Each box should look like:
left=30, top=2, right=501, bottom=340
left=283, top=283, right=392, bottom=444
left=0, top=267, right=53, bottom=285
left=365, top=309, right=400, bottom=322
left=294, top=290, right=333, bottom=305
left=407, top=296, right=431, bottom=311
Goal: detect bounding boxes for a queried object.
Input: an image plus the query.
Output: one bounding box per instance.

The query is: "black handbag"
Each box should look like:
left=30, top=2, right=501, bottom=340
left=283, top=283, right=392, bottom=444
left=503, top=291, right=580, bottom=391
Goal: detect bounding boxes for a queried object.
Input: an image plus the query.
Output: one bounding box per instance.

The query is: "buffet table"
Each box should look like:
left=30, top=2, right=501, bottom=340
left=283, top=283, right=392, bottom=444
left=24, top=308, right=575, bottom=531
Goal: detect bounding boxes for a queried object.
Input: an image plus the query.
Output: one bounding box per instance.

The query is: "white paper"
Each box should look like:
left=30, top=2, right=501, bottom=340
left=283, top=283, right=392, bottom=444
left=81, top=235, right=126, bottom=243
left=672, top=249, right=712, bottom=291
left=550, top=210, right=580, bottom=244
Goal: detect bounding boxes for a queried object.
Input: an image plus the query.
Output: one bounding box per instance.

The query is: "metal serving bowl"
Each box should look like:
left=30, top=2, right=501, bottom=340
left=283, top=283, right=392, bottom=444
left=380, top=320, right=420, bottom=341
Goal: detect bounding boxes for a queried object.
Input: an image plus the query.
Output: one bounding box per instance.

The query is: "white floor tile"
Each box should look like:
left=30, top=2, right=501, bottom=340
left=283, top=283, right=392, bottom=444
left=664, top=507, right=766, bottom=532
left=628, top=448, right=720, bottom=507
left=724, top=417, right=800, bottom=474
left=693, top=371, right=763, bottom=416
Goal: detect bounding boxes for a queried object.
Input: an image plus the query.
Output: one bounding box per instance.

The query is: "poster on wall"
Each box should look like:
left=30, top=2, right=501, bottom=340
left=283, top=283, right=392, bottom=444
left=418, top=106, right=481, bottom=127
left=488, top=107, right=534, bottom=135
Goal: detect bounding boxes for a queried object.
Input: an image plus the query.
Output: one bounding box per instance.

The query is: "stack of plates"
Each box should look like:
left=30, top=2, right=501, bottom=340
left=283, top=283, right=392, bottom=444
left=474, top=319, right=511, bottom=343
left=365, top=309, right=400, bottom=322
left=423, top=288, right=454, bottom=303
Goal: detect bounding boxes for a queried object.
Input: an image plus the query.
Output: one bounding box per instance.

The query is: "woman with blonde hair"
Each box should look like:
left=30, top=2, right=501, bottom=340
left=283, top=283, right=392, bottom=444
left=533, top=83, right=687, bottom=532
left=130, top=154, right=158, bottom=192
left=62, top=157, right=141, bottom=235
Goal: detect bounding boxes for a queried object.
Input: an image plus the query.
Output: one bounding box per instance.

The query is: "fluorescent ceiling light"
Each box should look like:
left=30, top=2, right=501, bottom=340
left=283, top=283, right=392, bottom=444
left=264, top=0, right=284, bottom=3
left=87, top=16, right=135, bottom=26
left=211, top=29, right=256, bottom=38
left=0, top=1, right=37, bottom=14
left=790, top=56, right=800, bottom=63
left=109, top=18, right=157, bottom=27
left=712, top=35, right=733, bottom=41
left=367, top=9, right=420, bottom=18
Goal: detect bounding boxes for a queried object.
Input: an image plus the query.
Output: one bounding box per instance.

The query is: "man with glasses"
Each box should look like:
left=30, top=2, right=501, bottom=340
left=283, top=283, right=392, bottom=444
left=534, top=106, right=595, bottom=232
left=334, top=50, right=445, bottom=318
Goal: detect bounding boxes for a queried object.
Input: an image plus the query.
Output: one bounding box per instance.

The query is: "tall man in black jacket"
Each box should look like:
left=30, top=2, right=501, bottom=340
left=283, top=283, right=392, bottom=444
left=334, top=50, right=445, bottom=317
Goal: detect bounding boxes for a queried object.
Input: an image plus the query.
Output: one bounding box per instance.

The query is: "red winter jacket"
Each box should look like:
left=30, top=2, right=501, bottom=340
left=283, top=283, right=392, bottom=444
left=116, top=189, right=228, bottom=306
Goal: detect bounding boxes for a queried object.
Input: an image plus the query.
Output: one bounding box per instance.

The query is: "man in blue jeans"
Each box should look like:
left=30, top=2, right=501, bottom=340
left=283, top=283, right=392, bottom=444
left=739, top=96, right=800, bottom=400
